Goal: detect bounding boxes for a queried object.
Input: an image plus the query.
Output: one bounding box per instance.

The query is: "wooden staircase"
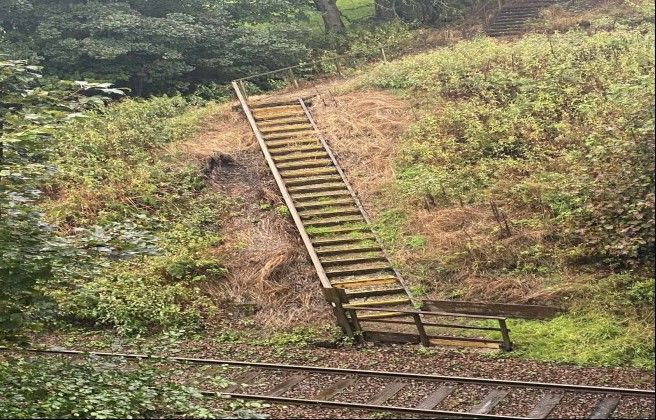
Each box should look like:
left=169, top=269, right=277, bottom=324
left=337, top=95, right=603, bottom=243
left=232, top=83, right=525, bottom=350
left=487, top=0, right=561, bottom=37
left=232, top=83, right=415, bottom=330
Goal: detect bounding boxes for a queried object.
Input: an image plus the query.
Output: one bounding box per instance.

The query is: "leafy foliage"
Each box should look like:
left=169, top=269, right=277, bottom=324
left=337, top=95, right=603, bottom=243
left=0, top=59, right=121, bottom=343
left=364, top=27, right=655, bottom=267
left=41, top=97, right=232, bottom=335
left=359, top=8, right=655, bottom=367
left=0, top=0, right=313, bottom=95
left=0, top=355, right=219, bottom=418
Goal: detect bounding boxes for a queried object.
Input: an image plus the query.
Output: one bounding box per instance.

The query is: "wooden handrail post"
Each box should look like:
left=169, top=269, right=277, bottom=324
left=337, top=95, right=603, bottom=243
left=413, top=314, right=430, bottom=347
left=499, top=319, right=513, bottom=351
left=323, top=288, right=355, bottom=339
left=347, top=309, right=363, bottom=341
left=335, top=58, right=343, bottom=77
left=238, top=80, right=248, bottom=102
left=288, top=68, right=299, bottom=89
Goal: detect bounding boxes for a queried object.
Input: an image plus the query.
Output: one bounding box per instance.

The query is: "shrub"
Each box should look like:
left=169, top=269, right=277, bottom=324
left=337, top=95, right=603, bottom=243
left=363, top=28, right=655, bottom=267
left=0, top=355, right=218, bottom=418
left=41, top=97, right=232, bottom=335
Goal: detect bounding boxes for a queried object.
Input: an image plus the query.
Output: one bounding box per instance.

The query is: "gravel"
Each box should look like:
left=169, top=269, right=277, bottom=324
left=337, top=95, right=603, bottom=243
left=27, top=333, right=655, bottom=418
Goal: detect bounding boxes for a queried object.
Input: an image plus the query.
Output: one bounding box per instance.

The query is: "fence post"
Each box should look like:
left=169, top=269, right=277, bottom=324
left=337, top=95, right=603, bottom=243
left=287, top=68, right=299, bottom=89
left=334, top=57, right=343, bottom=77
left=323, top=288, right=355, bottom=339
left=412, top=314, right=430, bottom=347
left=381, top=47, right=387, bottom=63
left=498, top=319, right=513, bottom=351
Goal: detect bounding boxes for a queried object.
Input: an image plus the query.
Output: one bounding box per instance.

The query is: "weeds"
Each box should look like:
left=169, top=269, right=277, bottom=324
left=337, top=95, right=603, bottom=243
left=41, top=97, right=232, bottom=336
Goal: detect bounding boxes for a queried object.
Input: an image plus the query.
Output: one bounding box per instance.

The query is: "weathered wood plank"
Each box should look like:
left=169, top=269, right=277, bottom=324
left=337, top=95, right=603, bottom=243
left=265, top=374, right=306, bottom=397
left=368, top=381, right=406, bottom=405
left=469, top=389, right=509, bottom=414
left=221, top=371, right=260, bottom=393
left=589, top=396, right=620, bottom=419
left=415, top=386, right=454, bottom=409
left=314, top=378, right=356, bottom=400
left=423, top=300, right=563, bottom=320
left=527, top=394, right=563, bottom=418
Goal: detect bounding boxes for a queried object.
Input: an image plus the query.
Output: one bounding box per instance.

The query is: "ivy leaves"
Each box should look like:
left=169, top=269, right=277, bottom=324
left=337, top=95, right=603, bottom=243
left=0, top=59, right=124, bottom=343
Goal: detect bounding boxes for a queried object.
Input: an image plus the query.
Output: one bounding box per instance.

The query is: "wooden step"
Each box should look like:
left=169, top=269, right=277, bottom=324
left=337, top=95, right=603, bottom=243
left=290, top=189, right=351, bottom=201
left=316, top=244, right=380, bottom=256
left=255, top=112, right=306, bottom=121
left=295, top=197, right=354, bottom=209
left=280, top=167, right=338, bottom=178
left=269, top=145, right=324, bottom=155
left=260, top=124, right=313, bottom=134
left=356, top=312, right=408, bottom=320
left=332, top=276, right=398, bottom=289
left=274, top=152, right=329, bottom=163
left=250, top=100, right=299, bottom=109
left=344, top=297, right=411, bottom=308
left=264, top=130, right=315, bottom=140
left=289, top=183, right=348, bottom=195
left=321, top=254, right=387, bottom=267
left=306, top=224, right=370, bottom=237
left=325, top=262, right=393, bottom=277
left=345, top=286, right=407, bottom=299
left=300, top=207, right=360, bottom=219
left=304, top=215, right=364, bottom=227
left=277, top=159, right=333, bottom=171
left=313, top=233, right=376, bottom=246
left=253, top=104, right=301, bottom=113
left=286, top=175, right=344, bottom=188
left=258, top=117, right=308, bottom=128
left=267, top=138, right=318, bottom=148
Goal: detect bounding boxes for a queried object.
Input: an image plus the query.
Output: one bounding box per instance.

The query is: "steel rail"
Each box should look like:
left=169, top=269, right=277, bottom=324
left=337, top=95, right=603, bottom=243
left=2, top=347, right=654, bottom=397
left=212, top=391, right=525, bottom=419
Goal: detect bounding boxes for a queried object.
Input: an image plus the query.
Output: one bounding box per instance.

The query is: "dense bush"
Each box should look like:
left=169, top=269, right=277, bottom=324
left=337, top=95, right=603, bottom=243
left=363, top=27, right=655, bottom=267
left=41, top=97, right=232, bottom=335
left=0, top=59, right=121, bottom=343
left=0, top=355, right=217, bottom=418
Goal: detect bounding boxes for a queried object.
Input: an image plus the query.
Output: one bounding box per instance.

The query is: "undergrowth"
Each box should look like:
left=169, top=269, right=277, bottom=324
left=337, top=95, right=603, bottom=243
left=0, top=355, right=217, bottom=418
left=39, top=97, right=233, bottom=336
left=358, top=4, right=655, bottom=368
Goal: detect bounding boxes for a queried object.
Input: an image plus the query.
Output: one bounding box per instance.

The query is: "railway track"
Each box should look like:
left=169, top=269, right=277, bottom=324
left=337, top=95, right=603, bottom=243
left=4, top=347, right=654, bottom=419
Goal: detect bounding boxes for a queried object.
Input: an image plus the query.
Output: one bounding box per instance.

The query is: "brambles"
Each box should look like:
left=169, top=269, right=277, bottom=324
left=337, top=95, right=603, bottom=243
left=356, top=11, right=655, bottom=367
left=39, top=97, right=233, bottom=336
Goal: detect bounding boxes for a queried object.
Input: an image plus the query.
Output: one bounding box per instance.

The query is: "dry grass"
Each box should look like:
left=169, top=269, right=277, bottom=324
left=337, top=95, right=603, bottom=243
left=183, top=108, right=331, bottom=330
left=178, top=103, right=255, bottom=160
left=311, top=90, right=415, bottom=212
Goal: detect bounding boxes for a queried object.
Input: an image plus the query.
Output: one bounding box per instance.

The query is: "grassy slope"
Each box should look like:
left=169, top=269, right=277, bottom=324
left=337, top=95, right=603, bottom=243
left=41, top=97, right=233, bottom=336
left=32, top=0, right=654, bottom=371
left=348, top=1, right=655, bottom=368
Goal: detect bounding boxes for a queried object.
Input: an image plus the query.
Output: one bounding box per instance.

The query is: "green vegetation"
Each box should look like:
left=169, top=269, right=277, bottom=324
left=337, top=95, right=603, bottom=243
left=360, top=4, right=655, bottom=368
left=510, top=312, right=654, bottom=369
left=42, top=97, right=232, bottom=336
left=0, top=355, right=221, bottom=418
left=0, top=0, right=469, bottom=96
left=0, top=60, right=122, bottom=343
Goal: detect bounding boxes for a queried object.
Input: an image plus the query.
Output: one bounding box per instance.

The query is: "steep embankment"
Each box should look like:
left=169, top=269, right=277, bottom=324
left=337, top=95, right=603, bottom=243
left=34, top=0, right=654, bottom=371
left=307, top=0, right=655, bottom=368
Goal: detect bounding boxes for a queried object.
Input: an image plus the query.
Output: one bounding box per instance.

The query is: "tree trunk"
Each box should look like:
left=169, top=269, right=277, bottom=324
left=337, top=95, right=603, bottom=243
left=314, top=0, right=345, bottom=33
left=374, top=0, right=397, bottom=20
